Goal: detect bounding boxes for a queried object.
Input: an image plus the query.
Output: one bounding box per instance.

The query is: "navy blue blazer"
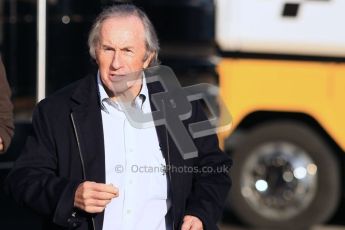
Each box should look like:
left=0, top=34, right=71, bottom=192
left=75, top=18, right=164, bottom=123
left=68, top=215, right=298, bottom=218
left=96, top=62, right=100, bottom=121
left=5, top=74, right=232, bottom=230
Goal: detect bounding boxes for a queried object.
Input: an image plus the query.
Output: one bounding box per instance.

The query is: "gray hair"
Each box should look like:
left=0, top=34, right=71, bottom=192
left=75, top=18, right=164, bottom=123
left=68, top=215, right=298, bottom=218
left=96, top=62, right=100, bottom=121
left=88, top=4, right=160, bottom=67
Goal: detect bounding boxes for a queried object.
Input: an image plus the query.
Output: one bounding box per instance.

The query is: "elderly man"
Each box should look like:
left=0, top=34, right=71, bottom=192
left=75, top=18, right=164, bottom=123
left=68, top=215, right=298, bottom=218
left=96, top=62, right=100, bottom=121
left=6, top=4, right=231, bottom=230
left=0, top=56, right=14, bottom=153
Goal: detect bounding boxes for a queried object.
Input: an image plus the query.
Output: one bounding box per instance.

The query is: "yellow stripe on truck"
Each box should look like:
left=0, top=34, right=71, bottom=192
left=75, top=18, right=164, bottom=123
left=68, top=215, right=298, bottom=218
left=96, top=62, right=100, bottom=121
left=217, top=58, right=345, bottom=151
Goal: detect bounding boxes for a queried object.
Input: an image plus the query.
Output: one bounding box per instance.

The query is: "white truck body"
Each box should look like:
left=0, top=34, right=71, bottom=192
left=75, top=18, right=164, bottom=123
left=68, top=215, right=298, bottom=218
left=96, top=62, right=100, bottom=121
left=215, top=0, right=345, bottom=57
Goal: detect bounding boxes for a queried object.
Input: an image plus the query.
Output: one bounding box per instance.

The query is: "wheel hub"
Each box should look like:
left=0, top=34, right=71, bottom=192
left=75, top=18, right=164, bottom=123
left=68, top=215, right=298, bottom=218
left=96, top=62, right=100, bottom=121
left=241, top=142, right=318, bottom=220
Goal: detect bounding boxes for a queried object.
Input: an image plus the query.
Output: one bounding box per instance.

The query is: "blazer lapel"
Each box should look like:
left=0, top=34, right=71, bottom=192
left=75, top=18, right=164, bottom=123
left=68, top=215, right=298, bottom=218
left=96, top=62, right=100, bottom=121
left=70, top=75, right=105, bottom=230
left=147, top=81, right=169, bottom=161
left=70, top=75, right=105, bottom=183
left=71, top=108, right=105, bottom=183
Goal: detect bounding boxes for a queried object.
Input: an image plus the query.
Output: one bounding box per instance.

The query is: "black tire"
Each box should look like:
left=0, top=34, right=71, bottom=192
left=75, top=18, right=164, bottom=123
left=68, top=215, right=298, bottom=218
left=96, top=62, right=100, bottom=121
left=228, top=121, right=340, bottom=229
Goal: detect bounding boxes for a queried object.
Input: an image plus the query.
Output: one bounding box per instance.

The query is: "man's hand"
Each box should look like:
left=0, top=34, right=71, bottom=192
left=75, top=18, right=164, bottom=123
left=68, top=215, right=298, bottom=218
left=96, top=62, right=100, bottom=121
left=181, top=215, right=203, bottom=230
left=0, top=137, right=4, bottom=152
left=74, top=181, right=119, bottom=213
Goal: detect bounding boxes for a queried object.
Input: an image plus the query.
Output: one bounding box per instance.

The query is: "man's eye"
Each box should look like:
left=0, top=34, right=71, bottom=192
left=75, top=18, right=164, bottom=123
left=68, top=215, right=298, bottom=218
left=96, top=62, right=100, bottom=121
left=124, top=49, right=133, bottom=53
left=103, top=47, right=113, bottom=51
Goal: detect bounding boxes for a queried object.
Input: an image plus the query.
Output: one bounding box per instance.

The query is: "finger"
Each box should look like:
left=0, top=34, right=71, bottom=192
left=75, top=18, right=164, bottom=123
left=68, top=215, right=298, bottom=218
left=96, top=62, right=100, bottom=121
left=181, top=219, right=193, bottom=230
left=187, top=216, right=203, bottom=230
left=79, top=186, right=118, bottom=204
left=81, top=182, right=118, bottom=196
left=183, top=216, right=193, bottom=221
left=79, top=188, right=95, bottom=200
left=90, top=191, right=118, bottom=200
left=190, top=222, right=202, bottom=230
left=75, top=196, right=111, bottom=212
left=84, top=198, right=112, bottom=207
left=84, top=205, right=106, bottom=213
left=90, top=183, right=119, bottom=195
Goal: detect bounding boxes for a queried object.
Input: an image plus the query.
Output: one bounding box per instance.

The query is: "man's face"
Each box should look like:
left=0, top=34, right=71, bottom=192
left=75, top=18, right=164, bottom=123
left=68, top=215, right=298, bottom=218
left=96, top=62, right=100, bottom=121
left=95, top=16, right=152, bottom=97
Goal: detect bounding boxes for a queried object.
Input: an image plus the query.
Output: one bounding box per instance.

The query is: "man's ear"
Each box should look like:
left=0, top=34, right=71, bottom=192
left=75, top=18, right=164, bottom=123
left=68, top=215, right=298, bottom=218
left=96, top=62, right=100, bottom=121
left=94, top=47, right=100, bottom=65
left=95, top=53, right=99, bottom=65
left=143, top=52, right=155, bottom=69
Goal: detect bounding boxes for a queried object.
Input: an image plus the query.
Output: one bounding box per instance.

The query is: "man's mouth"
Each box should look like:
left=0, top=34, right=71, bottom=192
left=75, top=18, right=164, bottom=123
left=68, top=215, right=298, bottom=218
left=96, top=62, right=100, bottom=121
left=109, top=74, right=126, bottom=82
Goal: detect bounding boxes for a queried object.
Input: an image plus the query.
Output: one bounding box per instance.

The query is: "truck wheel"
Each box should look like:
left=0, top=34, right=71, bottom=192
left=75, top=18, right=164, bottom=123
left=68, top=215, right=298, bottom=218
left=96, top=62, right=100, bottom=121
left=229, top=121, right=340, bottom=229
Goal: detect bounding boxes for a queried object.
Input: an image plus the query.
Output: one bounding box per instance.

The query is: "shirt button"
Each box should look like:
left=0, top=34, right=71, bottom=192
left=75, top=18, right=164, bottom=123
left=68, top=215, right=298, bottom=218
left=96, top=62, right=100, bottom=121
left=127, top=209, right=131, bottom=214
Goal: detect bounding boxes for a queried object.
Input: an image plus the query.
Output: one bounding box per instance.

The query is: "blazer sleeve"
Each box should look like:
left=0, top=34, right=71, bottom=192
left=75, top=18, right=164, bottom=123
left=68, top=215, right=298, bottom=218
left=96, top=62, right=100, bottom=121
left=184, top=101, right=232, bottom=230
left=4, top=103, right=82, bottom=227
left=0, top=57, right=14, bottom=153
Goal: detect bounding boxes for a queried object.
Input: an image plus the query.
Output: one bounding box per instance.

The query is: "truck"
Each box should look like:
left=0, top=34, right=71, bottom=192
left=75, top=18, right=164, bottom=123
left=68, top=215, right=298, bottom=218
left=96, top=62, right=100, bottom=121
left=216, top=0, right=345, bottom=228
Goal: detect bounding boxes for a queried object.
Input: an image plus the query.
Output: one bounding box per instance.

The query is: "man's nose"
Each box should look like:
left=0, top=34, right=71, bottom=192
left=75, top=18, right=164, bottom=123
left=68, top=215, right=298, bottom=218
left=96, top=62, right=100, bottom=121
left=111, top=51, right=123, bottom=69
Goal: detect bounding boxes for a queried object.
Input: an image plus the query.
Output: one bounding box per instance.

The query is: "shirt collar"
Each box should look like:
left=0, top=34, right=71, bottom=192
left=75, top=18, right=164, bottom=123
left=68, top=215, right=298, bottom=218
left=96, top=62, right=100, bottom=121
left=97, top=71, right=148, bottom=113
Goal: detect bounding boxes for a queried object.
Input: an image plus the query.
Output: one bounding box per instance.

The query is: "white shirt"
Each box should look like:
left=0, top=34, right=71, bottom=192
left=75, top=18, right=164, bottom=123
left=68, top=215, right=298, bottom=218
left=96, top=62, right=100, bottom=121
left=98, top=74, right=171, bottom=230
